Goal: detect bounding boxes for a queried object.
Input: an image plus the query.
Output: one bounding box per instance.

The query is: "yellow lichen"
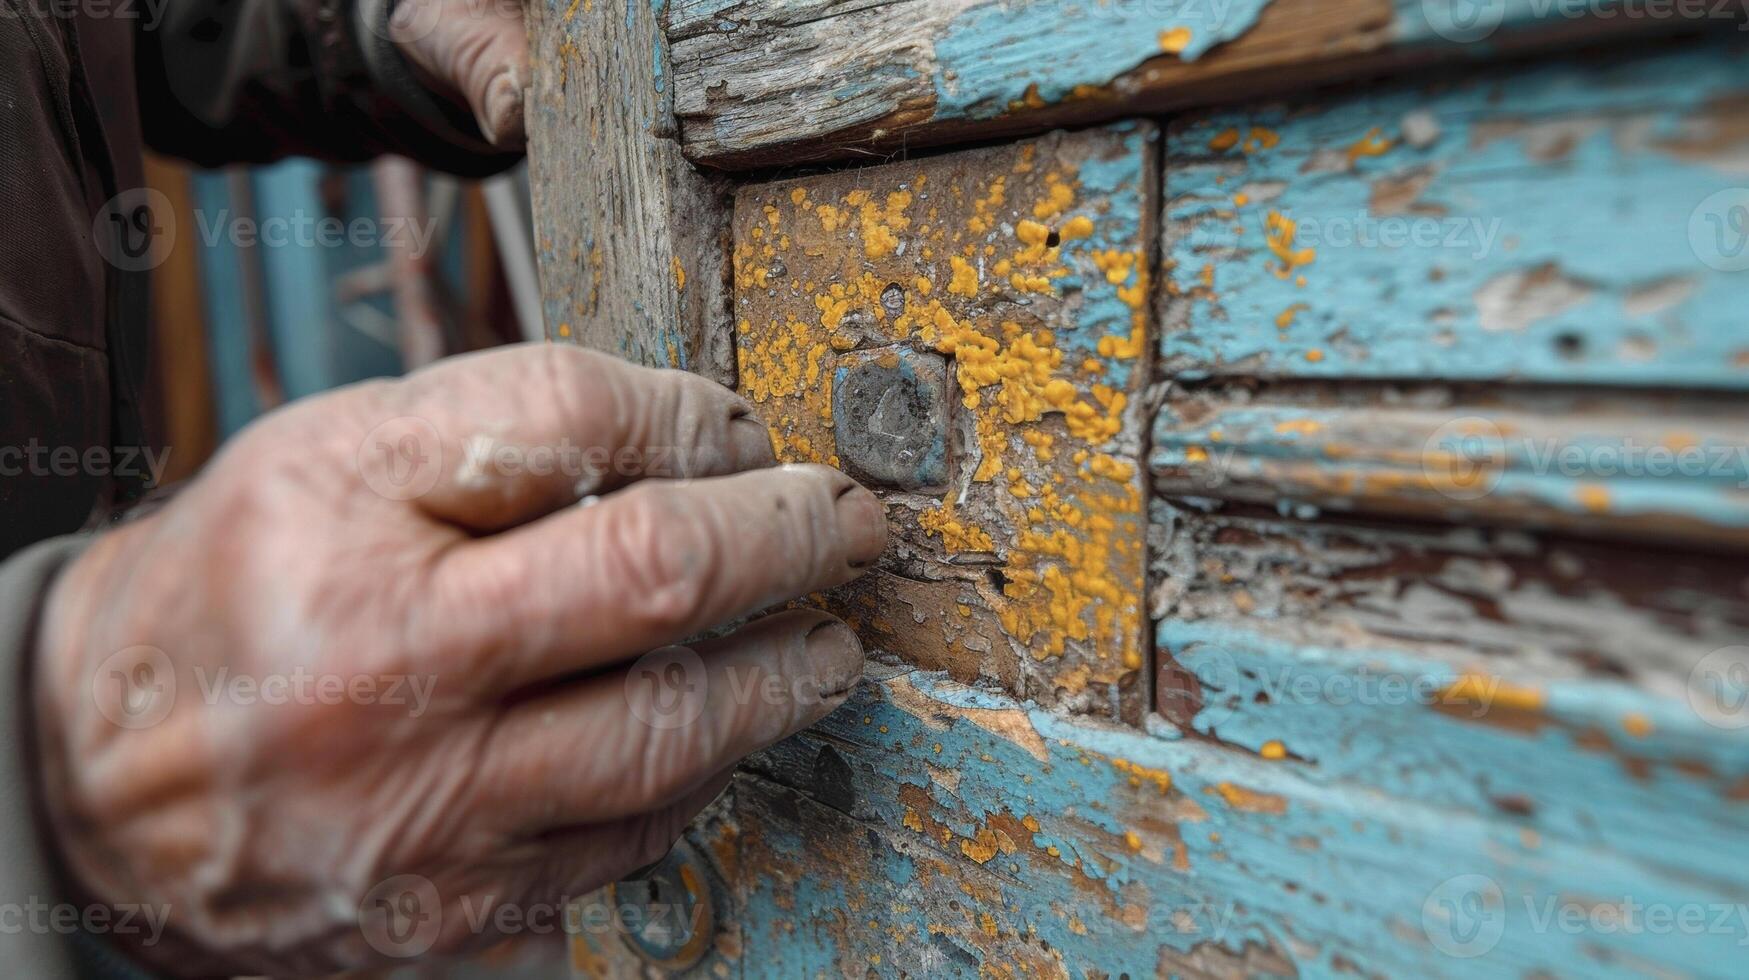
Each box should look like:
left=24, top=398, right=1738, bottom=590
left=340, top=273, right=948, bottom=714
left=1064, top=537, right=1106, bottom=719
left=1264, top=210, right=1316, bottom=279
left=948, top=255, right=979, bottom=297
left=1345, top=127, right=1394, bottom=164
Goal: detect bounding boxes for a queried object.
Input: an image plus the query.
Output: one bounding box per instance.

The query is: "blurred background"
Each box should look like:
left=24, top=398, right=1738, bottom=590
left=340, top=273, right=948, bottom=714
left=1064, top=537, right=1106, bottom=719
left=140, top=154, right=543, bottom=485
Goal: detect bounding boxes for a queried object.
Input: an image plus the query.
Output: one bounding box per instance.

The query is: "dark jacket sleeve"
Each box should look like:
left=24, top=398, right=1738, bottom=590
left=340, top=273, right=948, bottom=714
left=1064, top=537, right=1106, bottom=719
left=0, top=535, right=92, bottom=980
left=134, top=0, right=522, bottom=176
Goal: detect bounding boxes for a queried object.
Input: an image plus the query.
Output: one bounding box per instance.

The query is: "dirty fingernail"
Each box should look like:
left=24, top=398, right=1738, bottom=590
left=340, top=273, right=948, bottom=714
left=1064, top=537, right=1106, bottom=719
left=730, top=413, right=778, bottom=469
left=479, top=70, right=526, bottom=147
left=804, top=618, right=864, bottom=697
left=834, top=483, right=888, bottom=569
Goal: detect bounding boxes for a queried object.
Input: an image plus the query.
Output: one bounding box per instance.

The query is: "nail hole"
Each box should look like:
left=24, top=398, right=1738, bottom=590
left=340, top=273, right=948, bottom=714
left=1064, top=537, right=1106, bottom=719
left=1554, top=332, right=1584, bottom=359
left=1045, top=230, right=1061, bottom=248
left=986, top=567, right=1009, bottom=593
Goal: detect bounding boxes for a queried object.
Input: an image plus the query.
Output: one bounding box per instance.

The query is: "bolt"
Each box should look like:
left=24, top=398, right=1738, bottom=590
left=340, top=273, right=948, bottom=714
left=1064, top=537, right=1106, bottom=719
left=609, top=840, right=715, bottom=969
left=832, top=346, right=952, bottom=492
left=879, top=282, right=906, bottom=315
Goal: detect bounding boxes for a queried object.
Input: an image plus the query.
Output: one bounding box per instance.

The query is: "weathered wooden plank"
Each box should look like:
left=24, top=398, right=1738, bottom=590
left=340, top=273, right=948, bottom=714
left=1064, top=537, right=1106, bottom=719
left=527, top=0, right=736, bottom=384
left=1148, top=503, right=1749, bottom=701
left=728, top=661, right=1749, bottom=977
left=730, top=124, right=1158, bottom=721
left=1151, top=383, right=1749, bottom=548
left=1158, top=37, right=1749, bottom=387
left=1150, top=501, right=1749, bottom=880
left=667, top=0, right=1740, bottom=167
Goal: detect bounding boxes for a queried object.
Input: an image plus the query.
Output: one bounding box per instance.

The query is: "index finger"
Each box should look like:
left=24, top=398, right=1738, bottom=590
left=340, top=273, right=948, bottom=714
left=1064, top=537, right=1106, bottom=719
left=354, top=344, right=775, bottom=533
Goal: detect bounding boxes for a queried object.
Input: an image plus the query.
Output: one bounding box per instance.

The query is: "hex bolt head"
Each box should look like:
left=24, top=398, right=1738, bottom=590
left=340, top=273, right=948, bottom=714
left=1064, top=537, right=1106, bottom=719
left=609, top=840, right=716, bottom=969
left=832, top=346, right=952, bottom=492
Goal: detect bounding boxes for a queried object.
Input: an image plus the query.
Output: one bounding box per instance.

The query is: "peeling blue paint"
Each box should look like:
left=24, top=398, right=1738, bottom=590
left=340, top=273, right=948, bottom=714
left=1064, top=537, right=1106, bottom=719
left=932, top=0, right=1273, bottom=119
left=740, top=660, right=1749, bottom=976
left=1151, top=404, right=1749, bottom=529
left=1159, top=39, right=1749, bottom=387
left=1055, top=122, right=1153, bottom=387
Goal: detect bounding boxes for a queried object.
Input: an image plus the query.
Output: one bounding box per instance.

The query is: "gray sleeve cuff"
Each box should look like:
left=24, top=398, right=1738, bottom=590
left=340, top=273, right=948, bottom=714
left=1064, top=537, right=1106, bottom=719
left=0, top=535, right=96, bottom=980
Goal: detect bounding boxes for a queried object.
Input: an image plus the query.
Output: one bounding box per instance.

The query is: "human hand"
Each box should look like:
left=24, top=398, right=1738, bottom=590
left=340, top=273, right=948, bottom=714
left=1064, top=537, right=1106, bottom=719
left=386, top=0, right=530, bottom=147
left=32, top=344, right=886, bottom=974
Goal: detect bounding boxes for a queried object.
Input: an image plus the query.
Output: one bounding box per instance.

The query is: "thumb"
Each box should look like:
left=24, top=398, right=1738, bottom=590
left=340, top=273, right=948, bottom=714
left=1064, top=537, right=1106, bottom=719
left=390, top=0, right=529, bottom=148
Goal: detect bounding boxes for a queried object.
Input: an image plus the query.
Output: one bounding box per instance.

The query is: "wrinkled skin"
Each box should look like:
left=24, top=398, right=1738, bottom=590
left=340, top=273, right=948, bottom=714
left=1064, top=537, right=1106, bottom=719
left=34, top=345, right=887, bottom=975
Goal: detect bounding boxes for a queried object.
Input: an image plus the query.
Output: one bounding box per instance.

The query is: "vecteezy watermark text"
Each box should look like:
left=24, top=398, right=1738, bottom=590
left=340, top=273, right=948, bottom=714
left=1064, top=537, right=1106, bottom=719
left=2, top=0, right=171, bottom=29
left=1254, top=209, right=1504, bottom=261
left=91, top=646, right=439, bottom=730
left=94, top=188, right=441, bottom=273
left=0, top=899, right=171, bottom=946
left=0, top=441, right=170, bottom=485
left=1422, top=874, right=1749, bottom=959
left=1419, top=0, right=1749, bottom=44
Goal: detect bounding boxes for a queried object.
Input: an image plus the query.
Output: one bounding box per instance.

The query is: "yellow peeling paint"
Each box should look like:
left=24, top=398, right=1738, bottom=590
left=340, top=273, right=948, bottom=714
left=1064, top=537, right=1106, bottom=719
left=1345, top=126, right=1394, bottom=164
left=1110, top=757, right=1172, bottom=793
left=1441, top=674, right=1547, bottom=712
left=1208, top=128, right=1240, bottom=152
left=1242, top=127, right=1280, bottom=153
left=1260, top=740, right=1287, bottom=760
left=1576, top=484, right=1612, bottom=513
left=1157, top=27, right=1192, bottom=53
left=670, top=256, right=687, bottom=291
left=1264, top=210, right=1316, bottom=279
left=1210, top=782, right=1288, bottom=814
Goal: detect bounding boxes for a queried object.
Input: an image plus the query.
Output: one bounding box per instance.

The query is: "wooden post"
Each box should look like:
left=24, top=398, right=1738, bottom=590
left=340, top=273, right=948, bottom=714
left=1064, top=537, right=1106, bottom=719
left=525, top=0, right=735, bottom=387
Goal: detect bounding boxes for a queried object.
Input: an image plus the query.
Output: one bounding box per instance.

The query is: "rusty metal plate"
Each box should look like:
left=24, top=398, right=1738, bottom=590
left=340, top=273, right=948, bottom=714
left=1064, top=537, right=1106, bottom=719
left=732, top=123, right=1158, bottom=721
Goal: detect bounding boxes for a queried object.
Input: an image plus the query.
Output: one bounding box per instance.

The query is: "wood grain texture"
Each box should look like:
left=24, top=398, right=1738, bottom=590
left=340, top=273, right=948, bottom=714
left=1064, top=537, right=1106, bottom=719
left=667, top=0, right=1737, bottom=168
left=527, top=0, right=736, bottom=385
left=1152, top=382, right=1749, bottom=550
left=730, top=125, right=1158, bottom=721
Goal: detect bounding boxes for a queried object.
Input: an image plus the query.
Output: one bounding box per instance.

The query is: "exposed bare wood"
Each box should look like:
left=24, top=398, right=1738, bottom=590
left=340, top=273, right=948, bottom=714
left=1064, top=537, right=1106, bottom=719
left=1153, top=382, right=1749, bottom=551
left=527, top=0, right=736, bottom=385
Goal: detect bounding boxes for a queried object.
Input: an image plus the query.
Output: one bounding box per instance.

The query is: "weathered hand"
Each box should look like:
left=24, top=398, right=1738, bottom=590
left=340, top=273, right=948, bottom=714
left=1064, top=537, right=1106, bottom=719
left=388, top=0, right=530, bottom=147
left=33, top=344, right=886, bottom=974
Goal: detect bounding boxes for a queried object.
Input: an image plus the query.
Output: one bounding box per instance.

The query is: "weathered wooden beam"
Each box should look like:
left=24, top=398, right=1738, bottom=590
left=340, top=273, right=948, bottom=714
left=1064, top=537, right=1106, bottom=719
left=721, top=655, right=1749, bottom=976
left=527, top=0, right=736, bottom=385
left=667, top=0, right=1741, bottom=168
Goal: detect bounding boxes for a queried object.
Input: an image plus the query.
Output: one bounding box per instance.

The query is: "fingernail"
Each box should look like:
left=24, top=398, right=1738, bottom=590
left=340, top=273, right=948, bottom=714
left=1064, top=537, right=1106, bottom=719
left=833, top=483, right=888, bottom=569
left=479, top=69, right=526, bottom=147
left=729, top=413, right=777, bottom=469
left=805, top=619, right=864, bottom=698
